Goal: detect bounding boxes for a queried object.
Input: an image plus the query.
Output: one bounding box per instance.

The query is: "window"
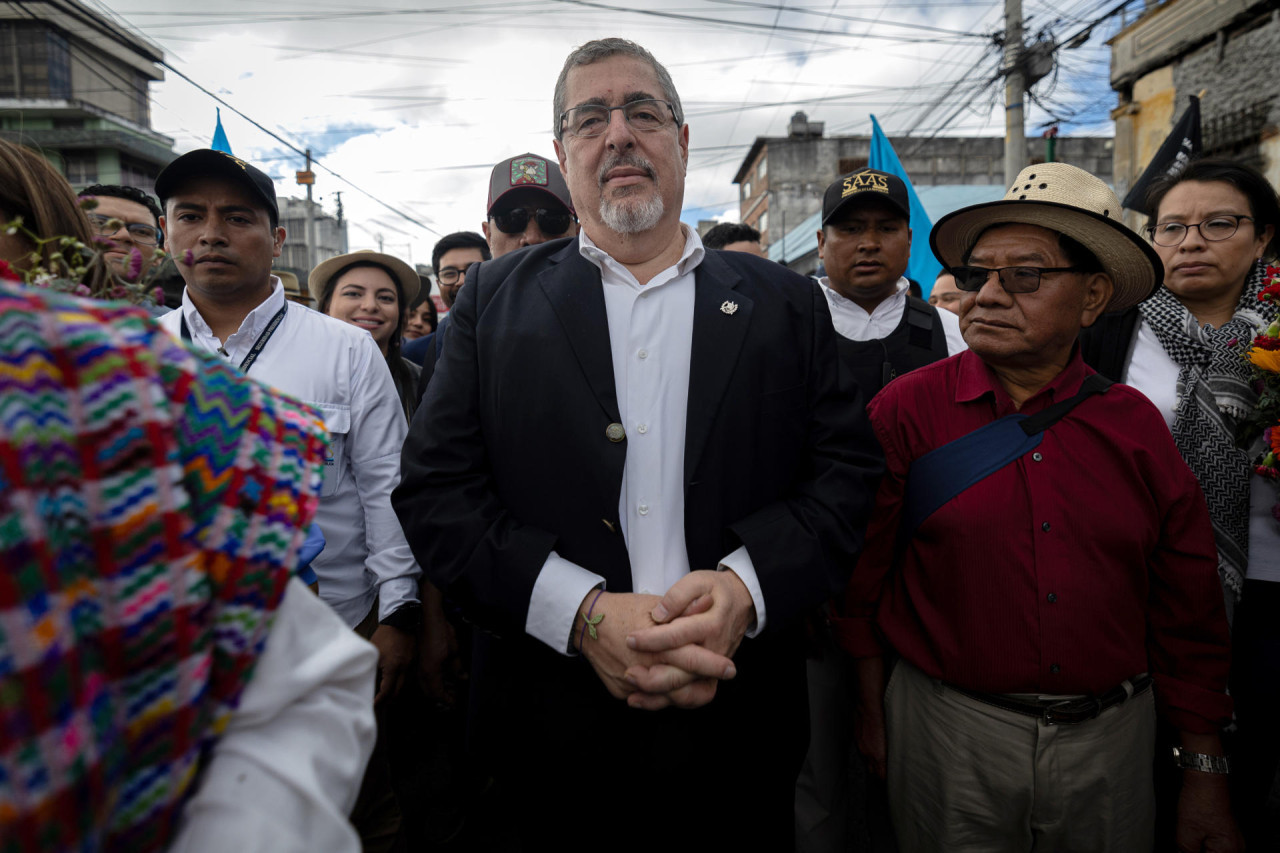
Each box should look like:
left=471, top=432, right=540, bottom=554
left=758, top=158, right=767, bottom=179
left=758, top=211, right=768, bottom=233
left=743, top=181, right=752, bottom=199
left=0, top=22, right=71, bottom=99
left=838, top=157, right=868, bottom=175
left=46, top=30, right=70, bottom=99
left=63, top=151, right=98, bottom=186
left=119, top=157, right=156, bottom=191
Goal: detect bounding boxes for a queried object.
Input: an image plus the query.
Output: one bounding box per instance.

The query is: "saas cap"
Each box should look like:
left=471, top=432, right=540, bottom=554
left=487, top=153, right=574, bottom=216
left=155, top=149, right=279, bottom=222
left=930, top=162, right=1161, bottom=313
left=822, top=168, right=910, bottom=226
left=309, top=249, right=420, bottom=306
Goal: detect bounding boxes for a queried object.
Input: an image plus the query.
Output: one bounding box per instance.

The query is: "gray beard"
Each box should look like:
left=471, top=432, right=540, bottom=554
left=598, top=187, right=664, bottom=234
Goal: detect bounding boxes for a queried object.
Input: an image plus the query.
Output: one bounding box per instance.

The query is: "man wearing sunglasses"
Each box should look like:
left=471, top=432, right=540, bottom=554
left=395, top=37, right=880, bottom=848
left=840, top=163, right=1237, bottom=851
left=482, top=153, right=578, bottom=258
left=80, top=184, right=164, bottom=280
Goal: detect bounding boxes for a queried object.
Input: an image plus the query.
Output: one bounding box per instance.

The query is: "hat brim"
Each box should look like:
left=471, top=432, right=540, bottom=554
left=308, top=250, right=420, bottom=307
left=487, top=184, right=575, bottom=217
left=155, top=150, right=278, bottom=219
left=930, top=199, right=1163, bottom=314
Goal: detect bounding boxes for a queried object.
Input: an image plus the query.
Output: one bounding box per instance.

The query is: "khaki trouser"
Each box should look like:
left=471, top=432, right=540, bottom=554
left=885, top=661, right=1156, bottom=853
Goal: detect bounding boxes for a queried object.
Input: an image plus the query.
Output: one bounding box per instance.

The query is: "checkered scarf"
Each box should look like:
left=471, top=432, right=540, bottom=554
left=1138, top=260, right=1273, bottom=604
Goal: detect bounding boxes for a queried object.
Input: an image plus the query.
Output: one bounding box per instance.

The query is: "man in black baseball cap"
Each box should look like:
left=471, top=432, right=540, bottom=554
left=155, top=148, right=280, bottom=227
left=799, top=165, right=965, bottom=852
left=481, top=152, right=577, bottom=258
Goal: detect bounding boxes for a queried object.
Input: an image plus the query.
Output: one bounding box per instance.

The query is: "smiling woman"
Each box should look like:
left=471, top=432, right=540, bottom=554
left=312, top=248, right=421, bottom=421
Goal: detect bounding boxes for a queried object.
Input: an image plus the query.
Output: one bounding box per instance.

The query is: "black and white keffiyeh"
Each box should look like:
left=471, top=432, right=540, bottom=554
left=1139, top=260, right=1276, bottom=603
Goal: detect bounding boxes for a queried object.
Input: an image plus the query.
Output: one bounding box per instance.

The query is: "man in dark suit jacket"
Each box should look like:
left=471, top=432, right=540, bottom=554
left=394, top=37, right=880, bottom=849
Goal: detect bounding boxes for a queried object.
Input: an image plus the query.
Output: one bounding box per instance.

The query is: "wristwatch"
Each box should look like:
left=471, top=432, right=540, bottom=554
left=1171, top=747, right=1231, bottom=774
left=379, top=602, right=423, bottom=635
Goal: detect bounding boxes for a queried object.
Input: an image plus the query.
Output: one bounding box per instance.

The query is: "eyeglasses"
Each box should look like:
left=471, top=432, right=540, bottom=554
left=87, top=212, right=160, bottom=246
left=490, top=207, right=574, bottom=236
left=1145, top=214, right=1254, bottom=247
left=949, top=265, right=1083, bottom=294
left=559, top=99, right=677, bottom=139
left=436, top=264, right=476, bottom=286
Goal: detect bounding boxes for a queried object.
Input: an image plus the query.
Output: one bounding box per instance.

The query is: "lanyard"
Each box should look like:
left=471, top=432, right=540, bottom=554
left=180, top=303, right=287, bottom=373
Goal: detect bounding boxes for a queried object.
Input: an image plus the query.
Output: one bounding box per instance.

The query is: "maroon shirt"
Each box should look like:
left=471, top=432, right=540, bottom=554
left=834, top=349, right=1231, bottom=733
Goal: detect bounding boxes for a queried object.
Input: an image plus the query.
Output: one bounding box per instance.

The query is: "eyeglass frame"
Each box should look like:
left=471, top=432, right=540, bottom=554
left=435, top=263, right=479, bottom=286
left=948, top=265, right=1085, bottom=294
left=488, top=206, right=576, bottom=236
left=1144, top=214, right=1255, bottom=247
left=87, top=212, right=161, bottom=246
left=558, top=98, right=679, bottom=140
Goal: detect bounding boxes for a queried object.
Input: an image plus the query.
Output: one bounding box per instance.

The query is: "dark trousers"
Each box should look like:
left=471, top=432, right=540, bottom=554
left=1230, top=578, right=1280, bottom=848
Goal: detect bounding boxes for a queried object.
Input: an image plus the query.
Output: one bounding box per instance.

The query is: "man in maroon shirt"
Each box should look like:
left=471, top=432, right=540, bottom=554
left=836, top=163, right=1240, bottom=851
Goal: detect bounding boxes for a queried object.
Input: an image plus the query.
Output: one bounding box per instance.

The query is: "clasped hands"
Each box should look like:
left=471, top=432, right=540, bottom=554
left=576, top=569, right=756, bottom=711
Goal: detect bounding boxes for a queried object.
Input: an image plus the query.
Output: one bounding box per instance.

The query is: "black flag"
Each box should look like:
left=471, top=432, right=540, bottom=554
left=1122, top=96, right=1201, bottom=211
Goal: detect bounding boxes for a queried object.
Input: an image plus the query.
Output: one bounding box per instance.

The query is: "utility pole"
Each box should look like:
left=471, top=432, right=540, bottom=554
left=333, top=191, right=347, bottom=253
left=298, top=149, right=318, bottom=273
left=1003, top=0, right=1027, bottom=187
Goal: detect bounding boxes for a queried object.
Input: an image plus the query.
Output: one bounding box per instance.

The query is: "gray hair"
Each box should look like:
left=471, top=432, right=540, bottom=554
left=552, top=38, right=684, bottom=140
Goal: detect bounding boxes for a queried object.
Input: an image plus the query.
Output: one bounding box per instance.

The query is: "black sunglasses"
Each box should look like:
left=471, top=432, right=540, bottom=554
left=949, top=265, right=1083, bottom=294
left=490, top=207, right=573, bottom=236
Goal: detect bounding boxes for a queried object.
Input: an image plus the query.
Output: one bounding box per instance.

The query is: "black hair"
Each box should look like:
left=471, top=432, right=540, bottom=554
left=318, top=260, right=417, bottom=420
left=1144, top=157, right=1280, bottom=260
left=702, top=222, right=762, bottom=250
left=431, top=231, right=491, bottom=275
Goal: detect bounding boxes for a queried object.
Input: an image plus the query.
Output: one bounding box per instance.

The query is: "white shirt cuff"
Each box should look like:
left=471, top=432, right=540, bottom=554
left=526, top=550, right=606, bottom=655
left=718, top=545, right=766, bottom=637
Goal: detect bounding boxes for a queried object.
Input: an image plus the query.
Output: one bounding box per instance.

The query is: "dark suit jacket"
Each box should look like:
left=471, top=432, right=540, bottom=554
left=393, top=236, right=881, bottom=834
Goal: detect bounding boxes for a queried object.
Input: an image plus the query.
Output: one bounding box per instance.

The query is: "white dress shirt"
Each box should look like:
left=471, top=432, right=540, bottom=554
left=1123, top=318, right=1280, bottom=583
left=160, top=279, right=421, bottom=626
left=818, top=276, right=967, bottom=354
left=524, top=227, right=766, bottom=653
left=169, top=578, right=377, bottom=853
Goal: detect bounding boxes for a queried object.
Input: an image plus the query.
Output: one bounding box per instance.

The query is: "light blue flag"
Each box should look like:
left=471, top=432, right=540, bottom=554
left=868, top=115, right=941, bottom=300
left=211, top=108, right=233, bottom=155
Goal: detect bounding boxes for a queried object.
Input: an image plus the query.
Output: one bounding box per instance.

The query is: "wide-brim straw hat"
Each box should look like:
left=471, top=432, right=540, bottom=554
left=930, top=163, right=1163, bottom=313
left=309, top=249, right=420, bottom=306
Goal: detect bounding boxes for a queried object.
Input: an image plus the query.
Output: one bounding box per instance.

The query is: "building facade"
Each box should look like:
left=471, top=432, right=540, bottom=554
left=1110, top=0, right=1280, bottom=222
left=277, top=196, right=348, bottom=283
left=0, top=0, right=174, bottom=191
left=733, top=111, right=1115, bottom=251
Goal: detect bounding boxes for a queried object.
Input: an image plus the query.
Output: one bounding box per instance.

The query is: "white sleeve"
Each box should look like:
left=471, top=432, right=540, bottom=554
left=526, top=551, right=607, bottom=655
left=168, top=578, right=378, bottom=853
left=718, top=545, right=767, bottom=637
left=347, top=335, right=422, bottom=621
left=937, top=306, right=968, bottom=356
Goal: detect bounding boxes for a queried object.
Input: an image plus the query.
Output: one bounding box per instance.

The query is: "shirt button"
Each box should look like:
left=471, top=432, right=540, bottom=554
left=638, top=349, right=648, bottom=360
left=1049, top=664, right=1061, bottom=674
left=1032, top=452, right=1043, bottom=462
left=1047, top=592, right=1057, bottom=603
left=1041, top=521, right=1051, bottom=532
left=637, top=424, right=648, bottom=434
left=638, top=504, right=649, bottom=516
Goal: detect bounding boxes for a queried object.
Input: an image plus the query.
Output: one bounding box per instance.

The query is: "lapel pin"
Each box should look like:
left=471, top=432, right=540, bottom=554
left=721, top=301, right=738, bottom=315
left=605, top=422, right=626, bottom=442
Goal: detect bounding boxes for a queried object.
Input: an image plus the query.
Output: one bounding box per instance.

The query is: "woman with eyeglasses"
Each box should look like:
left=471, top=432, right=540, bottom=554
left=1081, top=157, right=1280, bottom=848
left=311, top=249, right=422, bottom=422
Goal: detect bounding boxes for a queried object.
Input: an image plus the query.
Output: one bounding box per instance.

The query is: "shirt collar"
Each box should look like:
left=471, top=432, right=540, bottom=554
left=817, top=275, right=909, bottom=315
left=180, top=276, right=285, bottom=340
left=578, top=224, right=706, bottom=281
left=955, top=345, right=1092, bottom=413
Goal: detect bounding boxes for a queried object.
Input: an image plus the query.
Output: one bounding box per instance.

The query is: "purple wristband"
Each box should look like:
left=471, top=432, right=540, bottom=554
left=577, top=588, right=605, bottom=653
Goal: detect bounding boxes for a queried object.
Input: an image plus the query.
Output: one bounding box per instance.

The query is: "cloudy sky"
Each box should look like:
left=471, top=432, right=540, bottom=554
left=95, top=0, right=1133, bottom=266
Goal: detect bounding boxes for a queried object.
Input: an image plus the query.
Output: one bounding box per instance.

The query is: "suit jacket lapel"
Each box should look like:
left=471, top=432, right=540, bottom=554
left=685, top=251, right=752, bottom=484
left=537, top=242, right=621, bottom=423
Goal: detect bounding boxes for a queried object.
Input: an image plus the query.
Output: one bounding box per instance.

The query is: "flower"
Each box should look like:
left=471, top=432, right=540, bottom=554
left=126, top=247, right=143, bottom=281
left=0, top=259, right=16, bottom=281
left=1248, top=348, right=1280, bottom=372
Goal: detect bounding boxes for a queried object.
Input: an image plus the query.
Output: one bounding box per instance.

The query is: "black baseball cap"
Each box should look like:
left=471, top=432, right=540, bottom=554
left=821, top=168, right=910, bottom=226
left=155, top=149, right=279, bottom=222
left=487, top=153, right=574, bottom=216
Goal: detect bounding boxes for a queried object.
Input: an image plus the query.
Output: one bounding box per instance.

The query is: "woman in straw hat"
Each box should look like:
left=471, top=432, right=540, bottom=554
left=846, top=162, right=1238, bottom=852
left=1081, top=157, right=1280, bottom=849
left=312, top=249, right=422, bottom=421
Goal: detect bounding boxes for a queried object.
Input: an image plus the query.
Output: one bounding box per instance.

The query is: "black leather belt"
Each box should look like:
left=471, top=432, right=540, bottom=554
left=949, top=674, right=1153, bottom=726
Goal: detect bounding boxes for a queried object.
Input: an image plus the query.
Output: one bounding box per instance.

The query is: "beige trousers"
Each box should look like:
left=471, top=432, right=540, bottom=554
left=885, top=661, right=1156, bottom=853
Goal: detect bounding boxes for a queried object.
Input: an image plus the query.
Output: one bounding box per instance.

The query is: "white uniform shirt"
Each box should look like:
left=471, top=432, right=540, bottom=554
left=169, top=578, right=377, bottom=853
left=1124, top=318, right=1280, bottom=583
left=818, top=275, right=967, bottom=354
left=160, top=280, right=421, bottom=625
left=524, top=227, right=766, bottom=653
